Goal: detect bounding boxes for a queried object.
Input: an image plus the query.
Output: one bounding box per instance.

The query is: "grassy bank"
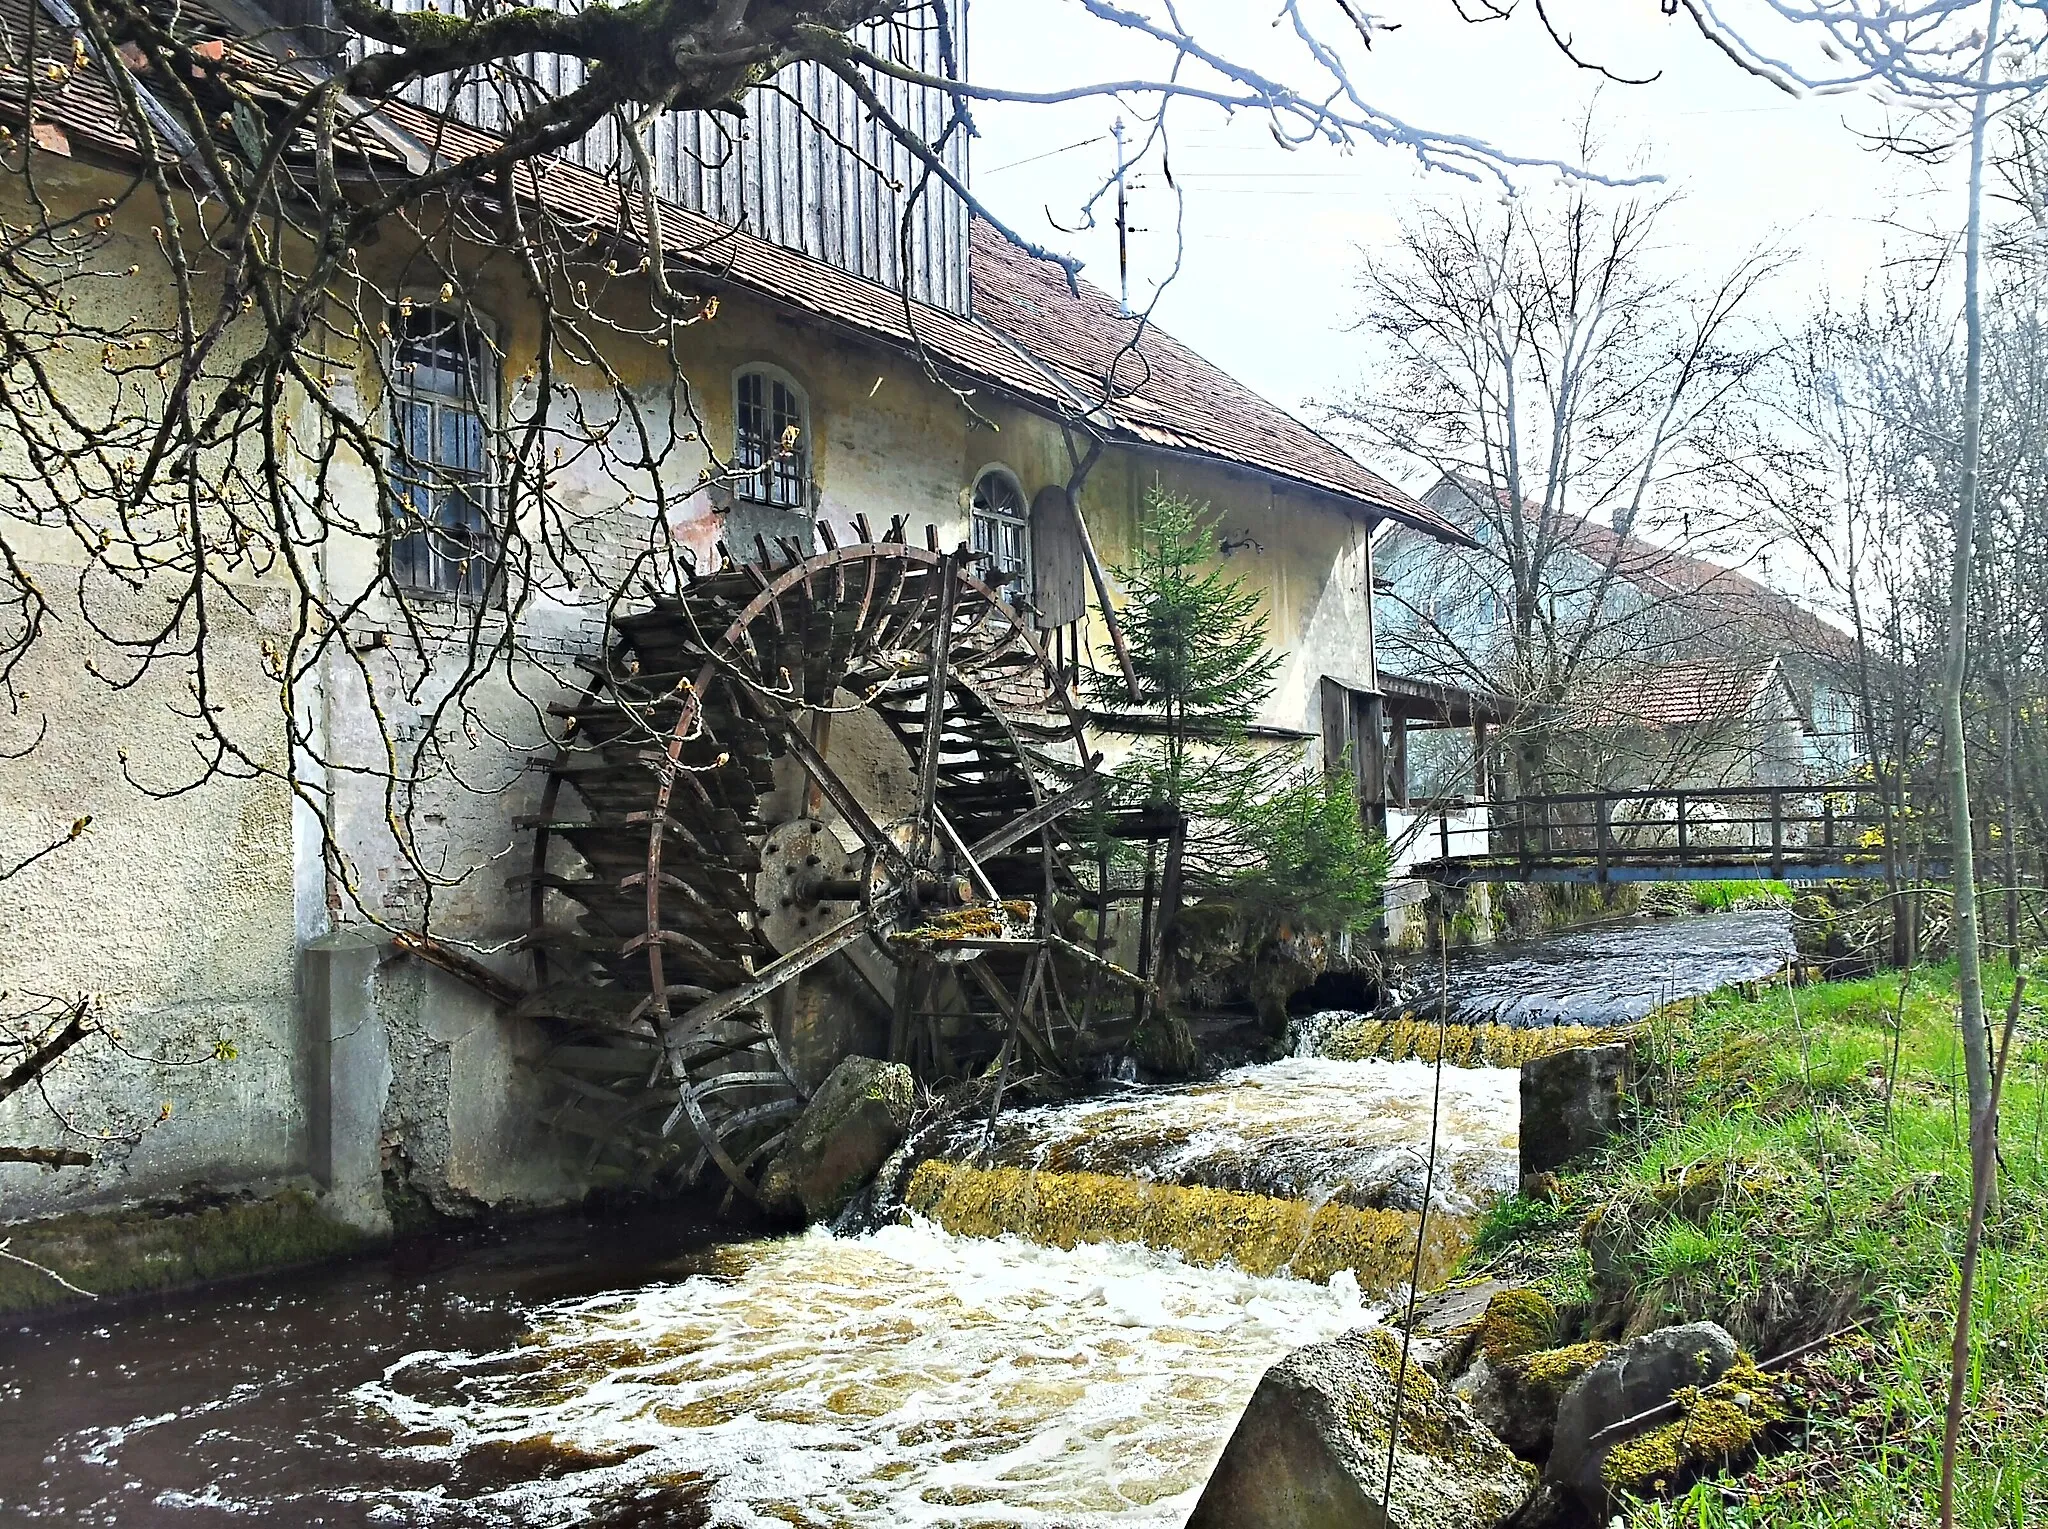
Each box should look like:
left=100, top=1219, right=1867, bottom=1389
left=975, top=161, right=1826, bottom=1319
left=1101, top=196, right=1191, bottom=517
left=1471, top=960, right=2047, bottom=1527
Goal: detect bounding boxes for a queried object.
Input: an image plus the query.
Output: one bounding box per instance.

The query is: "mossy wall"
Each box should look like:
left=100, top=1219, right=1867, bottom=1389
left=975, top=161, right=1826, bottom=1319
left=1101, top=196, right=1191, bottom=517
left=905, top=1160, right=1469, bottom=1292
left=0, top=1189, right=372, bottom=1316
left=1314, top=1016, right=1623, bottom=1068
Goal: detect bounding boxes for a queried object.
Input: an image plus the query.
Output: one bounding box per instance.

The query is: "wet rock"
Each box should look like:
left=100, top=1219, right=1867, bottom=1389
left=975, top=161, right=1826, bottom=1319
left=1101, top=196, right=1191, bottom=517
left=1457, top=1342, right=1611, bottom=1461
left=1519, top=1042, right=1634, bottom=1179
left=1543, top=1321, right=1739, bottom=1514
left=759, top=1056, right=914, bottom=1222
left=1248, top=924, right=1329, bottom=1036
left=1189, top=1326, right=1537, bottom=1529
left=1129, top=1005, right=1201, bottom=1078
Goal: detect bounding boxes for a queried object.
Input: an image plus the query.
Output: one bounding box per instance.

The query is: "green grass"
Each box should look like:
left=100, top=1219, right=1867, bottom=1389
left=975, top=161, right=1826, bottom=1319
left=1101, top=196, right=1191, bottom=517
left=1476, top=959, right=2048, bottom=1528
left=1471, top=1190, right=1570, bottom=1257
left=1691, top=879, right=1796, bottom=912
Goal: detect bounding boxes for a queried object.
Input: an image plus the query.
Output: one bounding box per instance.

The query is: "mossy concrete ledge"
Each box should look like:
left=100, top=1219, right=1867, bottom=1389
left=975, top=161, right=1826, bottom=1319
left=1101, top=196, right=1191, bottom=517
left=0, top=1186, right=375, bottom=1316
left=905, top=1160, right=1470, bottom=1293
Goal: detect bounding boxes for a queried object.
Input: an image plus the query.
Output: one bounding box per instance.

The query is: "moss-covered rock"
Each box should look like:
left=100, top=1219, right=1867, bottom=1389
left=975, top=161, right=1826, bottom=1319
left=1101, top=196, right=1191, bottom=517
left=1247, top=926, right=1329, bottom=1036
left=1129, top=1005, right=1201, bottom=1079
left=1475, top=1287, right=1557, bottom=1363
left=759, top=1056, right=915, bottom=1222
left=1188, top=1325, right=1537, bottom=1529
left=1600, top=1356, right=1790, bottom=1497
left=1458, top=1341, right=1613, bottom=1460
left=0, top=1188, right=372, bottom=1315
left=1545, top=1321, right=1742, bottom=1515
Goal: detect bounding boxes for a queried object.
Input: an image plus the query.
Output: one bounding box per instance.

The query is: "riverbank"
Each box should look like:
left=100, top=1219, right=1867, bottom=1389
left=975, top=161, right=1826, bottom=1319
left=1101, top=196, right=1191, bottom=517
left=1465, top=959, right=2047, bottom=1525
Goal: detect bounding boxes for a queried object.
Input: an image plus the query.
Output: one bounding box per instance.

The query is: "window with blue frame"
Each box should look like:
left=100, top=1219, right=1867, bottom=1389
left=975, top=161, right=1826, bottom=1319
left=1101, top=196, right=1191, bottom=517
left=388, top=310, right=496, bottom=599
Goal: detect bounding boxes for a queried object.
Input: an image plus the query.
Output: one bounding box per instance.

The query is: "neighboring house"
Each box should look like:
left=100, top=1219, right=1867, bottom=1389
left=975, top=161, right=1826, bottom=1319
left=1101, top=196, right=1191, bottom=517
left=1373, top=473, right=1862, bottom=793
left=0, top=0, right=1468, bottom=1229
left=1563, top=657, right=1814, bottom=793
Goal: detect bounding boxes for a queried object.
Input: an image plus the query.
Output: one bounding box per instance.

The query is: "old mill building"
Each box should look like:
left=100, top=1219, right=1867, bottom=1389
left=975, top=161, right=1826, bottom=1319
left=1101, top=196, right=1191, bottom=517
left=0, top=0, right=1476, bottom=1238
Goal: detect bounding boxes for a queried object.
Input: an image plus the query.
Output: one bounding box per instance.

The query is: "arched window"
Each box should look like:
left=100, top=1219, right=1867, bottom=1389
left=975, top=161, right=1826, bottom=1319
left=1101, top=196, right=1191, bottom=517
left=970, top=465, right=1029, bottom=591
left=388, top=307, right=497, bottom=599
left=733, top=365, right=809, bottom=510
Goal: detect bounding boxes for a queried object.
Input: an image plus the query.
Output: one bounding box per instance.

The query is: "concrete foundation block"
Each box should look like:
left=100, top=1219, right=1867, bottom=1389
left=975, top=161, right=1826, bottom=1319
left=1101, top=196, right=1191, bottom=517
left=299, top=930, right=394, bottom=1235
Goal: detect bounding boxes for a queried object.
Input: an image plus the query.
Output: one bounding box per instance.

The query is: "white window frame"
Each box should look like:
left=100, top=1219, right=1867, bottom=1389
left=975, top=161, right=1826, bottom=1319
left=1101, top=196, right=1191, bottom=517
left=731, top=363, right=812, bottom=511
left=970, top=463, right=1030, bottom=596
left=384, top=304, right=500, bottom=601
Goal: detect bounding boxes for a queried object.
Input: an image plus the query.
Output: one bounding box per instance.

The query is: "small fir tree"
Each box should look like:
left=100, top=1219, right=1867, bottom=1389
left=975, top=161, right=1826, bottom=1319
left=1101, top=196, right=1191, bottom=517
left=1090, top=483, right=1279, bottom=881
left=1088, top=480, right=1389, bottom=954
left=1233, top=756, right=1390, bottom=932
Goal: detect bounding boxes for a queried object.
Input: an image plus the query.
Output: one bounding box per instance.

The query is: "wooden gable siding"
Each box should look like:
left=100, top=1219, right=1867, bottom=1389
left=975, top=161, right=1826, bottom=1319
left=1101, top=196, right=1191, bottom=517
left=355, top=6, right=971, bottom=315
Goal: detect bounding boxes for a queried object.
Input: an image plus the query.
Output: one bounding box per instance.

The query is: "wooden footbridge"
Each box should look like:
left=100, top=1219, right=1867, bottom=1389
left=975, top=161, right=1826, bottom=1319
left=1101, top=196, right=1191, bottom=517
left=1408, top=784, right=1934, bottom=888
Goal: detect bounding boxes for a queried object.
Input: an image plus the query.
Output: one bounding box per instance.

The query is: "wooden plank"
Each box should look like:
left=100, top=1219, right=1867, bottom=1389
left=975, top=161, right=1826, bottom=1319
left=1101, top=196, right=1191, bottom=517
left=1028, top=486, right=1087, bottom=628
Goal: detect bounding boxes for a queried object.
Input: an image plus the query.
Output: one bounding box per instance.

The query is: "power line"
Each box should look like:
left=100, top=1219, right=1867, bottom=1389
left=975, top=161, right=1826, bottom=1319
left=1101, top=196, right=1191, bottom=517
left=982, top=133, right=1108, bottom=175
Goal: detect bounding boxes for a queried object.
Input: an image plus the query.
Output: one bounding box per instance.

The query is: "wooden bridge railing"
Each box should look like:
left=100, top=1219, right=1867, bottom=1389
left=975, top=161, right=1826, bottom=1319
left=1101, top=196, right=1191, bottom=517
left=1413, top=783, right=1921, bottom=884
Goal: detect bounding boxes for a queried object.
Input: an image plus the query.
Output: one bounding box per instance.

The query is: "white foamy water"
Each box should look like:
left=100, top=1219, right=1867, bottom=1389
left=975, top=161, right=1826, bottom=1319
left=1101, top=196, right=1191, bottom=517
left=953, top=1056, right=1521, bottom=1217
left=357, top=1221, right=1381, bottom=1527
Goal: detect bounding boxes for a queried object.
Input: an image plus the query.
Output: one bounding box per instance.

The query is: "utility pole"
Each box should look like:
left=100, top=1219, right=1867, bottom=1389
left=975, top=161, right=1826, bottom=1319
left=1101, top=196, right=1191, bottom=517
left=1112, top=117, right=1130, bottom=315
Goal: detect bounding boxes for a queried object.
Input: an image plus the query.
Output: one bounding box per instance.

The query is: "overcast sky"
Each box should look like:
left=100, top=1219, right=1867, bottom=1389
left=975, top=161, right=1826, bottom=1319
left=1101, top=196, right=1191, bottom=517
left=965, top=1, right=1958, bottom=506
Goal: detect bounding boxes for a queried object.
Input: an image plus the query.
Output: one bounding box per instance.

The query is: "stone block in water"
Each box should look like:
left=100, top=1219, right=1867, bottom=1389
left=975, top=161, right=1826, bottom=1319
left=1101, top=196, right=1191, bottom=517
left=1518, top=1042, right=1634, bottom=1179
left=1188, top=1325, right=1536, bottom=1529
left=759, top=1056, right=914, bottom=1221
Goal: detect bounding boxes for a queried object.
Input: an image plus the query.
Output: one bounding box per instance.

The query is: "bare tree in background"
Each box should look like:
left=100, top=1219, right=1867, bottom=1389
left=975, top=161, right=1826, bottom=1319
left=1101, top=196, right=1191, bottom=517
left=1320, top=156, right=1781, bottom=796
left=1684, top=6, right=2048, bottom=1520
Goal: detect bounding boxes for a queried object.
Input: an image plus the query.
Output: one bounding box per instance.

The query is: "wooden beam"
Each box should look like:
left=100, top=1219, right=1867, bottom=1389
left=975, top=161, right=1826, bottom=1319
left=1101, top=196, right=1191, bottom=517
left=1389, top=713, right=1410, bottom=809
left=1060, top=426, right=1140, bottom=701
left=392, top=931, right=527, bottom=1008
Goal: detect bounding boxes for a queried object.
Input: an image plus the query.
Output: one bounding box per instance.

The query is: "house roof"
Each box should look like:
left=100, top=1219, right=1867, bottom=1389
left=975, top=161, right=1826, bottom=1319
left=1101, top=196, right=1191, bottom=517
left=0, top=0, right=1470, bottom=547
left=1423, top=473, right=1855, bottom=663
left=1579, top=656, right=1803, bottom=731
left=967, top=227, right=1472, bottom=544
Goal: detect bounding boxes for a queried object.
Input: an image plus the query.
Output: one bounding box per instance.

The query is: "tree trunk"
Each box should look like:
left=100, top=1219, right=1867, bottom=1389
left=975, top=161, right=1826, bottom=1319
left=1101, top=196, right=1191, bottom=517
left=1943, top=2, right=2000, bottom=1158
left=1937, top=17, right=2004, bottom=1525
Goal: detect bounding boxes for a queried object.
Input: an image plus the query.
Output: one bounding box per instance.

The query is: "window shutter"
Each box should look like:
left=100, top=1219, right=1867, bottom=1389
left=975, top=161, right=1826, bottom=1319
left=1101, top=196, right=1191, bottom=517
left=1027, top=486, right=1086, bottom=629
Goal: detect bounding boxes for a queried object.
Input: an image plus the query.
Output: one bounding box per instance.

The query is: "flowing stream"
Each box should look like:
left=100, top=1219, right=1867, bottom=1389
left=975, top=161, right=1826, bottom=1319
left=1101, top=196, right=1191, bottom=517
left=0, top=910, right=1788, bottom=1526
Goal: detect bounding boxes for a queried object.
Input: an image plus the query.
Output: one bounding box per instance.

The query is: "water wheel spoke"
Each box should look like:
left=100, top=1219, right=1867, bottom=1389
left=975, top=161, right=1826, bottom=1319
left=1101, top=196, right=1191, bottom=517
left=714, top=1099, right=805, bottom=1142
left=661, top=903, right=889, bottom=1061
left=749, top=689, right=907, bottom=870
left=667, top=1087, right=762, bottom=1200
left=688, top=1069, right=792, bottom=1099
left=931, top=804, right=999, bottom=903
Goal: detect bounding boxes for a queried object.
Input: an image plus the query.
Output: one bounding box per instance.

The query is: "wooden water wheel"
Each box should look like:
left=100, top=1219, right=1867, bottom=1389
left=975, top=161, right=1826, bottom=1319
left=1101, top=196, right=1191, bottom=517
left=518, top=522, right=1128, bottom=1201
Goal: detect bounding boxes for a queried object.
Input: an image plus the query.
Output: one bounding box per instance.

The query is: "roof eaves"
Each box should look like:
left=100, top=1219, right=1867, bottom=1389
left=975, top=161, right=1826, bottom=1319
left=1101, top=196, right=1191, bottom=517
left=34, top=0, right=206, bottom=172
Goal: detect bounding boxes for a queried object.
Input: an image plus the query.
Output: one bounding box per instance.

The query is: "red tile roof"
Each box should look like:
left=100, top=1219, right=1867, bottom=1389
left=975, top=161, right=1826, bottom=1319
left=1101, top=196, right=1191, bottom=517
left=1578, top=657, right=1796, bottom=730
left=1431, top=474, right=1855, bottom=662
left=967, top=225, right=1472, bottom=544
left=1, top=0, right=1469, bottom=547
